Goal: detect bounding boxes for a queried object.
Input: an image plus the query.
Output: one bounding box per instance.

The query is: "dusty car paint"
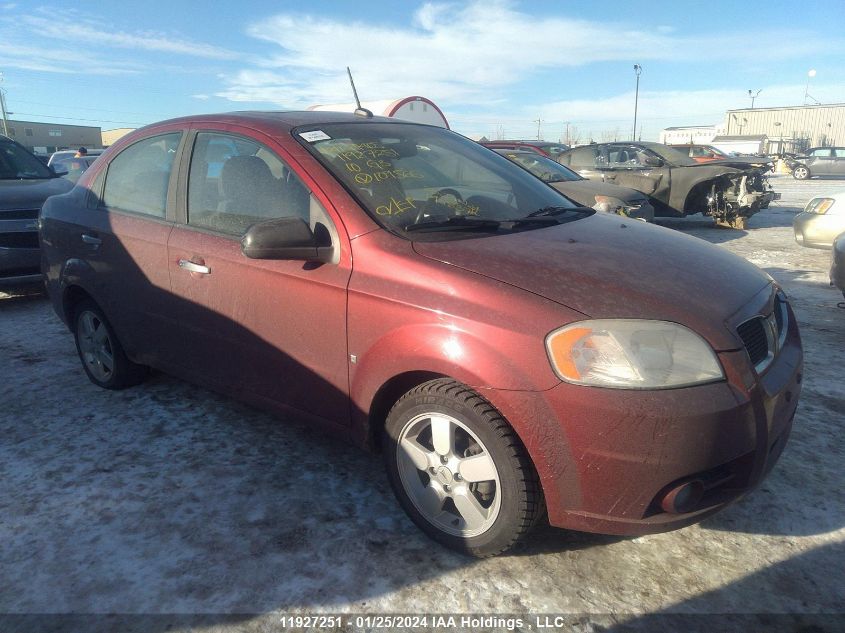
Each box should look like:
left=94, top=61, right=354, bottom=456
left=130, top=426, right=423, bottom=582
left=40, top=112, right=802, bottom=549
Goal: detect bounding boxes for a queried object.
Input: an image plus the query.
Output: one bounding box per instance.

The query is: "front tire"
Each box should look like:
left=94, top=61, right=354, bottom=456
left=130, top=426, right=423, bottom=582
left=72, top=299, right=147, bottom=389
left=793, top=165, right=810, bottom=180
left=383, top=379, right=544, bottom=557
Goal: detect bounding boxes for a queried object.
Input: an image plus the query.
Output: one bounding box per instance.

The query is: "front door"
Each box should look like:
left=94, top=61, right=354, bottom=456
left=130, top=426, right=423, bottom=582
left=167, top=130, right=352, bottom=425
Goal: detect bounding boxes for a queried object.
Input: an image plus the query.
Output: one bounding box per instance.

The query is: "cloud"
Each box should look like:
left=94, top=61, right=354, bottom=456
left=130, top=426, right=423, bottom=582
left=19, top=11, right=240, bottom=60
left=216, top=0, right=828, bottom=110
left=0, top=40, right=144, bottom=75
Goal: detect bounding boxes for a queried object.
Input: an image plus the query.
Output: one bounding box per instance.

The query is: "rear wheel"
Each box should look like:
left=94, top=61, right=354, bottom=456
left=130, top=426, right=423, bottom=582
left=793, top=165, right=810, bottom=180
left=383, top=379, right=544, bottom=557
left=72, top=299, right=147, bottom=389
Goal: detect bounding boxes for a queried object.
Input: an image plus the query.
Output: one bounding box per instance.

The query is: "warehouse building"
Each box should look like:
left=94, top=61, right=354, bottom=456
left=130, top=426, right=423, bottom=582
left=723, top=103, right=845, bottom=154
left=1, top=119, right=102, bottom=155
left=661, top=104, right=845, bottom=155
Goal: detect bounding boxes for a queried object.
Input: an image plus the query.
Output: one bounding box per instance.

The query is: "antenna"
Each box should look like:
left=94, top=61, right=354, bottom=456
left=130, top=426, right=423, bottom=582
left=347, top=67, right=373, bottom=118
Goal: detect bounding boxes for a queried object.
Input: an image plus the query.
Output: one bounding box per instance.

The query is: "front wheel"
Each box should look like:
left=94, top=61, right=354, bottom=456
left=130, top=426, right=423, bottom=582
left=383, top=379, right=544, bottom=557
left=793, top=165, right=810, bottom=180
left=73, top=299, right=148, bottom=389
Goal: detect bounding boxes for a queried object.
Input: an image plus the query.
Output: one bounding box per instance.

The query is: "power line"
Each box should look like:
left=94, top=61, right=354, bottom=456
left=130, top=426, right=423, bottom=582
left=10, top=111, right=149, bottom=126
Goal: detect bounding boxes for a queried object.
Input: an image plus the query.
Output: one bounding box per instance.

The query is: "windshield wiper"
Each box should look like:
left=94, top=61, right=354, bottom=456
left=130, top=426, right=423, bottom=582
left=404, top=216, right=501, bottom=232
left=526, top=205, right=593, bottom=218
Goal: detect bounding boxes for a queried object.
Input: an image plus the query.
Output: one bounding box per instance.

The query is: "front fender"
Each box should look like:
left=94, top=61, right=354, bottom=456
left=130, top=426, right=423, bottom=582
left=350, top=323, right=549, bottom=414
left=668, top=166, right=742, bottom=212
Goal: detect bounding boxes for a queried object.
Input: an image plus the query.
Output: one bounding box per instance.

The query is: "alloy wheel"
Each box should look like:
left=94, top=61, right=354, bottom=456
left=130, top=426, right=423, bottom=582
left=77, top=310, right=115, bottom=383
left=396, top=412, right=502, bottom=537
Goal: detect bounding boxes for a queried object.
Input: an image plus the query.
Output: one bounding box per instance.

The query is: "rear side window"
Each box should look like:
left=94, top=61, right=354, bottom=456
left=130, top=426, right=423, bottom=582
left=562, top=146, right=602, bottom=169
left=187, top=132, right=311, bottom=236
left=811, top=149, right=833, bottom=158
left=102, top=133, right=181, bottom=217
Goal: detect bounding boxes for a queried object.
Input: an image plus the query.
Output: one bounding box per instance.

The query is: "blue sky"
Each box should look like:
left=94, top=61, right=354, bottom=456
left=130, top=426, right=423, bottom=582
left=1, top=0, right=843, bottom=143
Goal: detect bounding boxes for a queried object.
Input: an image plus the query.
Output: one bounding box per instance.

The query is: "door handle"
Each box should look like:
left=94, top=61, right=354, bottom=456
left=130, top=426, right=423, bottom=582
left=178, top=259, right=211, bottom=274
left=81, top=234, right=102, bottom=246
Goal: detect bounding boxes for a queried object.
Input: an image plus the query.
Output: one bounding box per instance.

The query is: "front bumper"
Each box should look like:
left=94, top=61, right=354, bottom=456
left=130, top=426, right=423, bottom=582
left=486, top=302, right=803, bottom=536
left=0, top=211, right=42, bottom=284
left=793, top=212, right=845, bottom=249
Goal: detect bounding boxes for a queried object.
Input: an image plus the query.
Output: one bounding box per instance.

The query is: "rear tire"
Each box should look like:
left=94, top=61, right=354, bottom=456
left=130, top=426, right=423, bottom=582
left=383, top=378, right=544, bottom=557
left=792, top=165, right=810, bottom=180
left=72, top=299, right=148, bottom=390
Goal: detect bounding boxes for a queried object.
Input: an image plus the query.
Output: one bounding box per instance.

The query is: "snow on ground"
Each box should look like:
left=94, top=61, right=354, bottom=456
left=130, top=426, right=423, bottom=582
left=1, top=176, right=843, bottom=632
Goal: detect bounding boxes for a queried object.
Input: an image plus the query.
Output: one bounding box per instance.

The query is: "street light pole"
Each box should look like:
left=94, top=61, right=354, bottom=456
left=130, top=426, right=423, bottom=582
left=804, top=69, right=817, bottom=105
left=748, top=89, right=761, bottom=108
left=0, top=72, right=8, bottom=137
left=632, top=64, right=642, bottom=142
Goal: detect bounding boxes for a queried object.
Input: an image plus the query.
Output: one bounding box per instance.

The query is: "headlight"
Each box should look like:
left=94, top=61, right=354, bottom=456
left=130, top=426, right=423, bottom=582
left=545, top=319, right=724, bottom=389
left=593, top=195, right=625, bottom=214
left=805, top=197, right=835, bottom=214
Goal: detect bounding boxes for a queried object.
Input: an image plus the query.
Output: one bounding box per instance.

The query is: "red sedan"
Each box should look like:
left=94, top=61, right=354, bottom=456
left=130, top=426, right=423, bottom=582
left=40, top=112, right=802, bottom=556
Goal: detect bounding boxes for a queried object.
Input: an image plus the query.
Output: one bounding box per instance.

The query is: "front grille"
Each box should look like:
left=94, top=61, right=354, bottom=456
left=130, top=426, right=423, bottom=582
left=0, top=232, right=40, bottom=249
left=737, top=317, right=769, bottom=365
left=737, top=292, right=789, bottom=372
left=0, top=208, right=39, bottom=220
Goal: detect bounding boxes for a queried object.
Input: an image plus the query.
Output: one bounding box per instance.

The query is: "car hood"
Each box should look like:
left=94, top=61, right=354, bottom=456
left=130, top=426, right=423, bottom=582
left=0, top=177, right=74, bottom=211
left=412, top=213, right=771, bottom=350
left=549, top=179, right=648, bottom=204
left=706, top=158, right=772, bottom=170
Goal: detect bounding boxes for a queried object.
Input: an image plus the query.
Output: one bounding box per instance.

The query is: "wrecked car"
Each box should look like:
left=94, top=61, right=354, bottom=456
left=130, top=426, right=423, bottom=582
left=492, top=148, right=654, bottom=221
left=558, top=142, right=780, bottom=228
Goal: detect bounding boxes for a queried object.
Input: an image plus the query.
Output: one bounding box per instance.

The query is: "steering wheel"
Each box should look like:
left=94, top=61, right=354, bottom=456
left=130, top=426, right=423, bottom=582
left=413, top=188, right=465, bottom=224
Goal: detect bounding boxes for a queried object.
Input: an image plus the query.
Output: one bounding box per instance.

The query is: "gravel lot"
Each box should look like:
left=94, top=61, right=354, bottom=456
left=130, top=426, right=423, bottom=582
left=1, top=175, right=843, bottom=632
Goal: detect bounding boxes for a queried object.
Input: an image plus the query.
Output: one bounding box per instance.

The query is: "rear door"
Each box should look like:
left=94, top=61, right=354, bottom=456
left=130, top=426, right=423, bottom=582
left=167, top=127, right=352, bottom=424
left=832, top=148, right=845, bottom=176
left=809, top=148, right=835, bottom=175
left=73, top=130, right=185, bottom=367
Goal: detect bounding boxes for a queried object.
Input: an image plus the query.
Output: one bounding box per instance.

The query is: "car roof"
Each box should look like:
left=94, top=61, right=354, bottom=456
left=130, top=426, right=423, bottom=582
left=139, top=110, right=411, bottom=133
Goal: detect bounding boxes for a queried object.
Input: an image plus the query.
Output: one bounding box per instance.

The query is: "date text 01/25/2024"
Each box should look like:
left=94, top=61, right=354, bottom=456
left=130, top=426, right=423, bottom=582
left=277, top=614, right=583, bottom=630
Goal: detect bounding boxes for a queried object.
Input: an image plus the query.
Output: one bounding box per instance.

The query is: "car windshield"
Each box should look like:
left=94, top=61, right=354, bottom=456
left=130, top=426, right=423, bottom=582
left=503, top=152, right=582, bottom=183
left=642, top=143, right=698, bottom=167
left=0, top=141, right=54, bottom=180
left=299, top=123, right=584, bottom=238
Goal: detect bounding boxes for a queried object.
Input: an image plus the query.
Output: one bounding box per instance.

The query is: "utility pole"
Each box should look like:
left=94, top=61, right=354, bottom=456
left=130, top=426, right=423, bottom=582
left=564, top=121, right=571, bottom=146
left=0, top=72, right=9, bottom=137
left=632, top=64, right=642, bottom=142
left=534, top=116, right=542, bottom=140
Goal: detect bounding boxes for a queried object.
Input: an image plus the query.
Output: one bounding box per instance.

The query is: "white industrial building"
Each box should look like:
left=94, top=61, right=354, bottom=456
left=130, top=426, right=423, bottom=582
left=662, top=103, right=845, bottom=154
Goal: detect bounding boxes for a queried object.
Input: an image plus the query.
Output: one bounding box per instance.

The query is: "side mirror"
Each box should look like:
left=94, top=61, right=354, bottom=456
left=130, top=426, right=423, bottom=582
left=241, top=216, right=333, bottom=262
left=642, top=156, right=664, bottom=168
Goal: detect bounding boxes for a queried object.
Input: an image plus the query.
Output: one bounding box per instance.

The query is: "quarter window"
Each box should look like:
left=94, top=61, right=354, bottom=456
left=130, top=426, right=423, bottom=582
left=187, top=132, right=311, bottom=236
left=102, top=133, right=181, bottom=217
